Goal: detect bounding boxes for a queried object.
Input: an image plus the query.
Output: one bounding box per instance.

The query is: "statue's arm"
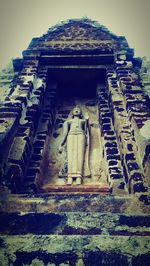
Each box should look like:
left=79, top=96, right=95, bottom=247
left=58, top=121, right=69, bottom=153
left=85, top=119, right=90, bottom=146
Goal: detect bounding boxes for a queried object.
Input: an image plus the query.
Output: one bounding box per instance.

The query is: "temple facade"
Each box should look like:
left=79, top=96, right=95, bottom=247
left=0, top=19, right=150, bottom=265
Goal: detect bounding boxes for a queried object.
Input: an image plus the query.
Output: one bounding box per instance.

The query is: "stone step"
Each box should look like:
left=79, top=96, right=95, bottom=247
left=1, top=194, right=149, bottom=214
left=0, top=212, right=150, bottom=236
left=0, top=235, right=150, bottom=266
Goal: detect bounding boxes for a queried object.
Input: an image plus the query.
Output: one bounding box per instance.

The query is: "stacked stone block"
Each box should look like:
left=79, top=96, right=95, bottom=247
left=106, top=63, right=148, bottom=194
left=97, top=83, right=125, bottom=194
left=0, top=60, right=49, bottom=193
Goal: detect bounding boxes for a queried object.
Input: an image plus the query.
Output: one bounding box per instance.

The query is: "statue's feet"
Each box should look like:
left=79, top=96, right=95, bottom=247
left=67, top=177, right=72, bottom=185
left=76, top=177, right=82, bottom=185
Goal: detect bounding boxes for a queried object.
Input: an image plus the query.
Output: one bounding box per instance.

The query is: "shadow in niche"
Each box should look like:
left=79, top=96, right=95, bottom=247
left=48, top=67, right=106, bottom=98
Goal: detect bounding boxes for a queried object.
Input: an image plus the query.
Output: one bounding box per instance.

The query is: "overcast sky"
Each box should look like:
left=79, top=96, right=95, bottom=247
left=0, top=0, right=150, bottom=70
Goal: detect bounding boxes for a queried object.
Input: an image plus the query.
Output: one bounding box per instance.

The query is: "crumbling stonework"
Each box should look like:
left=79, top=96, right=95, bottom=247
left=0, top=19, right=150, bottom=265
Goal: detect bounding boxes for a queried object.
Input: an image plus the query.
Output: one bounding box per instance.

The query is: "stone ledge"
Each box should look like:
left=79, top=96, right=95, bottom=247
left=0, top=235, right=150, bottom=266
left=0, top=212, right=150, bottom=236
left=0, top=193, right=150, bottom=214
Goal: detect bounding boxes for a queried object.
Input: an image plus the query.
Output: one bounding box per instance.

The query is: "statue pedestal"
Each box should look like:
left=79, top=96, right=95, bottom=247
left=40, top=184, right=110, bottom=194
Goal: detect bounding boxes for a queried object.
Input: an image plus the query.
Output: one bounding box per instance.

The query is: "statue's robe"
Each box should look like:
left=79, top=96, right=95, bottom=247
left=63, top=118, right=91, bottom=179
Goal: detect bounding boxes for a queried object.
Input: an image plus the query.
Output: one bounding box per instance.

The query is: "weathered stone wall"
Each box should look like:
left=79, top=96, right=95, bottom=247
left=0, top=193, right=150, bottom=266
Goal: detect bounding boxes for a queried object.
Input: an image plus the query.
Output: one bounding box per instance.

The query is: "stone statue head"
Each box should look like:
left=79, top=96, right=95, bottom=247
left=72, top=106, right=83, bottom=118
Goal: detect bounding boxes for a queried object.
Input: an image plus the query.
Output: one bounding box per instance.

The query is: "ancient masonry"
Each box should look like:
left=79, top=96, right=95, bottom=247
left=0, top=19, right=150, bottom=265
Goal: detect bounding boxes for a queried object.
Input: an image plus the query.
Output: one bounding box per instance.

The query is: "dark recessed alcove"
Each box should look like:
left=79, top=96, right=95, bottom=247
left=47, top=68, right=106, bottom=98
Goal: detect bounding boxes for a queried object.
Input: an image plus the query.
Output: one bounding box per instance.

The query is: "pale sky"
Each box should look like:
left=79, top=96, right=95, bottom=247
left=0, top=0, right=150, bottom=70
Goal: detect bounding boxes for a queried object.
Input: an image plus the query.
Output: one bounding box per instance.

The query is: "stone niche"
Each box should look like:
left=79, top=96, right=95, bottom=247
left=37, top=67, right=109, bottom=193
